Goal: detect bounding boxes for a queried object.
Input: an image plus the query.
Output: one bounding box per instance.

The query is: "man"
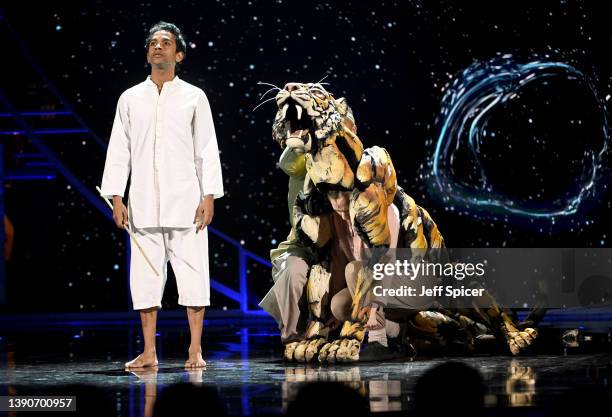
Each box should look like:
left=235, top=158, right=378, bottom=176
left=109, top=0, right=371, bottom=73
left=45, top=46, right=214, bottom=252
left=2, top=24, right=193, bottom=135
left=101, top=22, right=223, bottom=369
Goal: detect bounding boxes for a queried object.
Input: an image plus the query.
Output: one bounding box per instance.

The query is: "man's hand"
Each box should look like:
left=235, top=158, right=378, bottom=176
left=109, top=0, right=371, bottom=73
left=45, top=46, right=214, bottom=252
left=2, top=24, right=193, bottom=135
left=364, top=305, right=380, bottom=330
left=112, top=196, right=129, bottom=229
left=194, top=195, right=214, bottom=233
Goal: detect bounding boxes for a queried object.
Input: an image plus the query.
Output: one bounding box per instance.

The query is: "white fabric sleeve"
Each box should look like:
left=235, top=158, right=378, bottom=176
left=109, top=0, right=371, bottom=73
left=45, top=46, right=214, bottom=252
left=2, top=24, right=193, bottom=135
left=193, top=91, right=224, bottom=199
left=101, top=94, right=131, bottom=198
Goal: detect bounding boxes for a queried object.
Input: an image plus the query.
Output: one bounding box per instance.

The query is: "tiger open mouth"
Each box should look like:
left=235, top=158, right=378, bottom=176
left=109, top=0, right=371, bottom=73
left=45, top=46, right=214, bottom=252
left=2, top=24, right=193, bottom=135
left=281, top=99, right=313, bottom=149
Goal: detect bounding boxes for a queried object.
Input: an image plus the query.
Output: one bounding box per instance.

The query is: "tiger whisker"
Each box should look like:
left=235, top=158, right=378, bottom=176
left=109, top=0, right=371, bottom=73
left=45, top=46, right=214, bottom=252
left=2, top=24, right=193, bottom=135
left=309, top=75, right=331, bottom=95
left=257, top=81, right=282, bottom=90
left=257, top=81, right=283, bottom=101
left=314, top=74, right=330, bottom=85
left=259, top=87, right=280, bottom=102
left=252, top=95, right=278, bottom=112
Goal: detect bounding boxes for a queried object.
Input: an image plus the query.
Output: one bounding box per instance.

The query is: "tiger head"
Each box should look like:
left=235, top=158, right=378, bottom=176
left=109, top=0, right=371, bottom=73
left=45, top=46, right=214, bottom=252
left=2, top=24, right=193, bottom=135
left=272, top=82, right=357, bottom=154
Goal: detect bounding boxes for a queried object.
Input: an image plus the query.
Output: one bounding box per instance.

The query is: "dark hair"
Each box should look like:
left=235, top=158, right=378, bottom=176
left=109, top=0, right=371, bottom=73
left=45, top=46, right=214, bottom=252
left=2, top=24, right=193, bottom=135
left=415, top=361, right=485, bottom=417
left=145, top=21, right=187, bottom=57
left=287, top=382, right=368, bottom=417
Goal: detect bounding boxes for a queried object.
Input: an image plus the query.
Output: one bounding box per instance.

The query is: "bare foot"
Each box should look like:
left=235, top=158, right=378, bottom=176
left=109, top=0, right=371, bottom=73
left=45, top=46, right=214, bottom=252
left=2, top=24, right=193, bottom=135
left=185, top=348, right=206, bottom=369
left=125, top=352, right=158, bottom=369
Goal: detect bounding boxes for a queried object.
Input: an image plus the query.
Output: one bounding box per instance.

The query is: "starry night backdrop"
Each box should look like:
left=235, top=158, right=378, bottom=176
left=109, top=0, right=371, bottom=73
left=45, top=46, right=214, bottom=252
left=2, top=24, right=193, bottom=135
left=2, top=0, right=611, bottom=312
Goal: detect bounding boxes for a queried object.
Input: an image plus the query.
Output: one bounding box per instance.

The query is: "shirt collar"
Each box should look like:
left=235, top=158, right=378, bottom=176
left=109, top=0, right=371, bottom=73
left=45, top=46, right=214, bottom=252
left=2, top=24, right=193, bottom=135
left=146, top=75, right=181, bottom=89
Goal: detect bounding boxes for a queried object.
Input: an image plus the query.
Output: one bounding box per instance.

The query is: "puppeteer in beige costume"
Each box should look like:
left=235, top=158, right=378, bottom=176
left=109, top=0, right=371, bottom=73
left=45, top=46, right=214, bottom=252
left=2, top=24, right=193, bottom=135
left=259, top=147, right=314, bottom=343
left=260, top=81, right=539, bottom=362
left=260, top=143, right=402, bottom=361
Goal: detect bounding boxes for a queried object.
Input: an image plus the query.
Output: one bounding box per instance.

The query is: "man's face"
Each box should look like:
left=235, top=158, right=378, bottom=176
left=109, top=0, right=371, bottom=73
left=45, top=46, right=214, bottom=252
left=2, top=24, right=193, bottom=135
left=146, top=30, right=184, bottom=69
left=327, top=190, right=352, bottom=213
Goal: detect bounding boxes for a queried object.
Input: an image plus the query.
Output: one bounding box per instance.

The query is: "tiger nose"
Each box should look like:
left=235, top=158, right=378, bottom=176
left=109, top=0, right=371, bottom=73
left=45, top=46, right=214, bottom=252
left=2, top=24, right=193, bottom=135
left=284, top=83, right=302, bottom=92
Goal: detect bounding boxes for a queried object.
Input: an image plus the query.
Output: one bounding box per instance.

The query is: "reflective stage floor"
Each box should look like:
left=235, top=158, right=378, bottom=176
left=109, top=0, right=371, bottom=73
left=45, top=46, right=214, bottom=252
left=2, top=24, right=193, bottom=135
left=0, top=312, right=611, bottom=416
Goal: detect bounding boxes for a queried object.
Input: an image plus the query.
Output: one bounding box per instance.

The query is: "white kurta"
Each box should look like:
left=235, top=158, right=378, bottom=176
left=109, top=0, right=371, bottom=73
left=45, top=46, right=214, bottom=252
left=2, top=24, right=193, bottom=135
left=101, top=76, right=224, bottom=228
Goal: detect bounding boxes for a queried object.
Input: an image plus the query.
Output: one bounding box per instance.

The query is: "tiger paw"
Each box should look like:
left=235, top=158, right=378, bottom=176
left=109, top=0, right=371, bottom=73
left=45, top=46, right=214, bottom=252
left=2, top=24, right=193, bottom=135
left=318, top=338, right=361, bottom=363
left=335, top=338, right=361, bottom=362
left=318, top=339, right=342, bottom=363
left=501, top=319, right=538, bottom=355
left=317, top=342, right=332, bottom=363
left=284, top=342, right=299, bottom=361
left=412, top=311, right=455, bottom=334
left=293, top=340, right=312, bottom=362
left=304, top=338, right=327, bottom=362
left=339, top=320, right=366, bottom=342
left=508, top=328, right=538, bottom=355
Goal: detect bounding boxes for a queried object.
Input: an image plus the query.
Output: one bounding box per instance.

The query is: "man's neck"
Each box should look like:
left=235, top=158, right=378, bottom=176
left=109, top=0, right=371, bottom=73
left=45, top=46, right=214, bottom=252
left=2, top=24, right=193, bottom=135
left=150, top=67, right=176, bottom=91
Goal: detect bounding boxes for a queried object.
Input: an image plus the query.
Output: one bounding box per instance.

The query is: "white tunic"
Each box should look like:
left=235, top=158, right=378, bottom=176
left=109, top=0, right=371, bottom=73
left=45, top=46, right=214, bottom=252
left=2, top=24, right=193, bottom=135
left=101, top=76, right=224, bottom=228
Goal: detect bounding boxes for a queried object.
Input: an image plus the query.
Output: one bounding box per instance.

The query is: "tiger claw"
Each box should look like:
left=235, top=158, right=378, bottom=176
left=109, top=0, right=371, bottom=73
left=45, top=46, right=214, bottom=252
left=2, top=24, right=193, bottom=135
left=286, top=338, right=326, bottom=362
left=326, top=341, right=341, bottom=363
left=318, top=342, right=332, bottom=363
left=317, top=338, right=361, bottom=363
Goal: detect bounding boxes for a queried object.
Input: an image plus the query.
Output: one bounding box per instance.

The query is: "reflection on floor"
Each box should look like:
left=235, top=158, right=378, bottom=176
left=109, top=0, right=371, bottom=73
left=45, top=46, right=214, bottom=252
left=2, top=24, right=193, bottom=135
left=0, top=314, right=610, bottom=416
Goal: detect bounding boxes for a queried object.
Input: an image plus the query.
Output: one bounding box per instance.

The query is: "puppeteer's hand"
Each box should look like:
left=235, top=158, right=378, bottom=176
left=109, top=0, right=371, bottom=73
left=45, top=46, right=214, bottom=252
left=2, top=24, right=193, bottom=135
left=364, top=305, right=379, bottom=330
left=194, top=195, right=214, bottom=233
left=112, top=196, right=129, bottom=229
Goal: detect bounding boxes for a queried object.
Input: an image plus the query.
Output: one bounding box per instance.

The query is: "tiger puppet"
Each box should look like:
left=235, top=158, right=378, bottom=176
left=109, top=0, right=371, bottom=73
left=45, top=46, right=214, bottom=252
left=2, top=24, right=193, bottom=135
left=261, top=81, right=540, bottom=363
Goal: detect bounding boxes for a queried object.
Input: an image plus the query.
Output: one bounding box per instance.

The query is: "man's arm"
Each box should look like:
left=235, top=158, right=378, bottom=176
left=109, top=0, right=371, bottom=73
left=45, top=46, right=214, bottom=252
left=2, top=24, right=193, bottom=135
left=101, top=94, right=131, bottom=228
left=193, top=91, right=224, bottom=231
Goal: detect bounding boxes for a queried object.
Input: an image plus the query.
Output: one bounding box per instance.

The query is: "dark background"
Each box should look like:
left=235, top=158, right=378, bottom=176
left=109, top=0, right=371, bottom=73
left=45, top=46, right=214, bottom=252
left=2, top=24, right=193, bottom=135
left=1, top=0, right=611, bottom=312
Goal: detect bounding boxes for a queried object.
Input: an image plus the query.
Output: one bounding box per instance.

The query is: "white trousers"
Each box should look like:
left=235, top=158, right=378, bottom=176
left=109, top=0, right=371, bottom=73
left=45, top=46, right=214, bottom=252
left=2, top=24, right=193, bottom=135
left=129, top=226, right=210, bottom=310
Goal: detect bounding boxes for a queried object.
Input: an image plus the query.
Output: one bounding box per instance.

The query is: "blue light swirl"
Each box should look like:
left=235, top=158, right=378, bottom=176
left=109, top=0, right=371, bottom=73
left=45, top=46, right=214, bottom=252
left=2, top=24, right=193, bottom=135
left=430, top=55, right=608, bottom=217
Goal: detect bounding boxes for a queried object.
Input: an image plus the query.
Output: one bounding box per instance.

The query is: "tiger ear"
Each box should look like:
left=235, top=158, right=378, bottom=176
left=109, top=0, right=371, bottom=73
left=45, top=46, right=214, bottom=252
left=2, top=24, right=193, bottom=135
left=335, top=97, right=355, bottom=125
left=334, top=97, right=349, bottom=116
